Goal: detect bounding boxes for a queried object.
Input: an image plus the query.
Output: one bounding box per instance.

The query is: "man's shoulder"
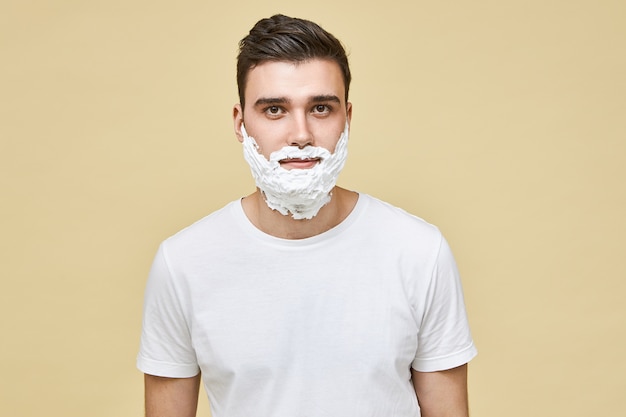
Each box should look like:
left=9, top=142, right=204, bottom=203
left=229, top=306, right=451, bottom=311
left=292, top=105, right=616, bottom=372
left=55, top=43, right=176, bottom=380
left=360, top=194, right=441, bottom=238
left=163, top=200, right=241, bottom=248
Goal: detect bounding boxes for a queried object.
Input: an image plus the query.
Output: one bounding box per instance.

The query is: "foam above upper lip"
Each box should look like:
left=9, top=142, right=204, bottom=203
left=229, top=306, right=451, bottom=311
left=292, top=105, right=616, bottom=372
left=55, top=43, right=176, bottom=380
left=270, top=146, right=330, bottom=163
left=281, top=157, right=321, bottom=162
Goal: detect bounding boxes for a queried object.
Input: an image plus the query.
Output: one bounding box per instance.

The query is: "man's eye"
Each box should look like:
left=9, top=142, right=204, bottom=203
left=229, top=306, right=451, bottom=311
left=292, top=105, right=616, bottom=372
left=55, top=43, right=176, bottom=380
left=314, top=105, right=329, bottom=113
left=267, top=106, right=280, bottom=114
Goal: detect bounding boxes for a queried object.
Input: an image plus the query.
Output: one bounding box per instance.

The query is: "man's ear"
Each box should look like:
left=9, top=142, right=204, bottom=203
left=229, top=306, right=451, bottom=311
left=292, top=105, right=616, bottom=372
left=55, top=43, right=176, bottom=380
left=233, top=104, right=244, bottom=143
left=346, top=102, right=353, bottom=126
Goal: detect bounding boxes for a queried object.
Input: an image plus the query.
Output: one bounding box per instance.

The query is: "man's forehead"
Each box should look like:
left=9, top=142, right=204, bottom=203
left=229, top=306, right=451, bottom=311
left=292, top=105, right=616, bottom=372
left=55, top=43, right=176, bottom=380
left=245, top=59, right=345, bottom=102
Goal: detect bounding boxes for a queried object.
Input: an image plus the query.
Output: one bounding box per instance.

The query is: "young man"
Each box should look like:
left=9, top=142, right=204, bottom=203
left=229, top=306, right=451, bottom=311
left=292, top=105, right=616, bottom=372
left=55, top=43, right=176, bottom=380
left=138, top=14, right=477, bottom=417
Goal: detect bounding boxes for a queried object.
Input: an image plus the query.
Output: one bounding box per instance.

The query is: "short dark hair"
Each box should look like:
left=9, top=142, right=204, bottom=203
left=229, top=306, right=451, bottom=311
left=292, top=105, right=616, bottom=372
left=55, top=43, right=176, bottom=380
left=236, top=14, right=351, bottom=109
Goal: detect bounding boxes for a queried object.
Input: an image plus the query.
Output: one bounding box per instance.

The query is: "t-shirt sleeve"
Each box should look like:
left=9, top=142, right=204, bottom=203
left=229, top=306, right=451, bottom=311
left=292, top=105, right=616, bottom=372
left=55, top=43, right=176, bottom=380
left=412, top=235, right=477, bottom=372
left=136, top=242, right=200, bottom=377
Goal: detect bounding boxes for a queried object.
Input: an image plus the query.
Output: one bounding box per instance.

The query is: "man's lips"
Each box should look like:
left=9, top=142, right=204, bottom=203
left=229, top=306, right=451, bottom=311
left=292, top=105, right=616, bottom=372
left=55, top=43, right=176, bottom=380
left=279, top=157, right=321, bottom=169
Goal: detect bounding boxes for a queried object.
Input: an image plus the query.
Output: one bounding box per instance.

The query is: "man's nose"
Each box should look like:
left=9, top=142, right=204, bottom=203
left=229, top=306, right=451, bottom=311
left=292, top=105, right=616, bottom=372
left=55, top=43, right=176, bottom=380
left=289, top=116, right=313, bottom=148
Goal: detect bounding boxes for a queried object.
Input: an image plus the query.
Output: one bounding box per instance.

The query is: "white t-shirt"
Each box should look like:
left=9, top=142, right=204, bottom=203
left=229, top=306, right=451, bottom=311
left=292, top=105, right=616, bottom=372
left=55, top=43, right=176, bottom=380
left=137, top=194, right=477, bottom=416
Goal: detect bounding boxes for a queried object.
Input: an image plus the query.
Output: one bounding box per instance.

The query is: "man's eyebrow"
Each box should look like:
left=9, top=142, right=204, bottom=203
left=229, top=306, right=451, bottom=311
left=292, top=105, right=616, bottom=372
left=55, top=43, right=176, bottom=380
left=253, top=95, right=341, bottom=108
left=254, top=97, right=290, bottom=107
left=310, top=95, right=341, bottom=103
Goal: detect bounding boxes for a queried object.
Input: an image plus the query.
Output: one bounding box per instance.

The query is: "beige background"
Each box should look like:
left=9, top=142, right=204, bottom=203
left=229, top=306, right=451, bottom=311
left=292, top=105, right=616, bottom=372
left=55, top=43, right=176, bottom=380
left=2, top=0, right=625, bottom=416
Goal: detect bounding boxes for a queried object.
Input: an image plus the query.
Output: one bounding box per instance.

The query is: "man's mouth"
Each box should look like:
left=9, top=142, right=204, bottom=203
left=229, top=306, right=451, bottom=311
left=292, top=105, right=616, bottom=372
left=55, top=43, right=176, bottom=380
left=279, top=157, right=321, bottom=169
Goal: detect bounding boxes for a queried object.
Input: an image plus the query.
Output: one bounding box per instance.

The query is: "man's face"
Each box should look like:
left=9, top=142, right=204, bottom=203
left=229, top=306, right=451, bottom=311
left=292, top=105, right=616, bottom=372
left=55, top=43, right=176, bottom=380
left=234, top=59, right=352, bottom=170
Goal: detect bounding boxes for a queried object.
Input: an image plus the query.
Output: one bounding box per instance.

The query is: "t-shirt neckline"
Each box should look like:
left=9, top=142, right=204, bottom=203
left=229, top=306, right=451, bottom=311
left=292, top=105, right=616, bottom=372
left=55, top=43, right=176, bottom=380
left=232, top=193, right=368, bottom=247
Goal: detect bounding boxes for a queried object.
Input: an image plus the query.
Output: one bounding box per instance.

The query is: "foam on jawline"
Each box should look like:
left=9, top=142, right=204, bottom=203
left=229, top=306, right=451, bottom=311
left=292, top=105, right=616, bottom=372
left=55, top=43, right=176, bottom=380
left=241, top=122, right=349, bottom=220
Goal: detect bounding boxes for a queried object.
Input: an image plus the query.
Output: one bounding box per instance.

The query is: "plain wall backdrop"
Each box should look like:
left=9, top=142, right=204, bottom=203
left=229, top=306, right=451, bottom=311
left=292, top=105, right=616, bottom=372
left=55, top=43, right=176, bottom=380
left=1, top=0, right=625, bottom=416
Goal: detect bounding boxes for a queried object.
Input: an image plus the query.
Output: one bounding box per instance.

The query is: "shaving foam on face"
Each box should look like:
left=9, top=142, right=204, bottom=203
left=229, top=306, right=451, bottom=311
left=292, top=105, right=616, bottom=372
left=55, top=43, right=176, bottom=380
left=241, top=122, right=349, bottom=220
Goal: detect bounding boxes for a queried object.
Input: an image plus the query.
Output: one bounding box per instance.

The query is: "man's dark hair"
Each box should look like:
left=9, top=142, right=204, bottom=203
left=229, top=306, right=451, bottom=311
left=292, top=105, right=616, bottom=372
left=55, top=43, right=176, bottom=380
left=237, top=14, right=351, bottom=109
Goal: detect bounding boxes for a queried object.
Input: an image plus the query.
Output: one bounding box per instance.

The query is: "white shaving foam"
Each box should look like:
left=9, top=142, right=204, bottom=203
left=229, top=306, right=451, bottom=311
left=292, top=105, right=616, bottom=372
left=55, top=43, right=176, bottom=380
left=241, top=123, right=349, bottom=220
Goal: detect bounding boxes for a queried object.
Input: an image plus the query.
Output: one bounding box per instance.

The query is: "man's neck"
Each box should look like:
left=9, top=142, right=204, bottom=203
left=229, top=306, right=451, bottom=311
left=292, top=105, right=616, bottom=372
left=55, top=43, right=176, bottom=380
left=241, top=187, right=358, bottom=239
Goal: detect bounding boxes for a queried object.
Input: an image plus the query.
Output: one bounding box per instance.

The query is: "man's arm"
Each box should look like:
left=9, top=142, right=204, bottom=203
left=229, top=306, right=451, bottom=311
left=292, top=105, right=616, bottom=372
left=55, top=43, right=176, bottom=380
left=144, top=374, right=201, bottom=417
left=411, top=364, right=469, bottom=417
